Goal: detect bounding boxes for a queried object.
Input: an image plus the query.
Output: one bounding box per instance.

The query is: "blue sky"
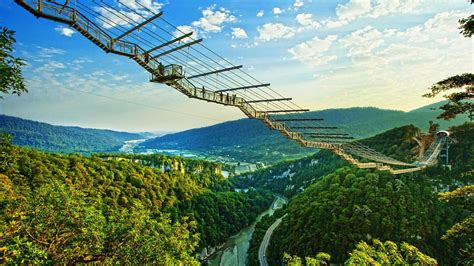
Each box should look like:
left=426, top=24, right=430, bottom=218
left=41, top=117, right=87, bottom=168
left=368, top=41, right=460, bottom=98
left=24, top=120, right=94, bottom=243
left=0, top=0, right=472, bottom=132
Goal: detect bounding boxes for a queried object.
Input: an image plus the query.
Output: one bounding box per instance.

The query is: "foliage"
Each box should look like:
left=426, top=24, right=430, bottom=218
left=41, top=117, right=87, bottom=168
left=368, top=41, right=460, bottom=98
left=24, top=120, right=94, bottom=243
left=345, top=239, right=437, bottom=265
left=424, top=73, right=474, bottom=121
left=181, top=190, right=273, bottom=249
left=459, top=14, right=474, bottom=38
left=282, top=240, right=436, bottom=266
left=283, top=252, right=331, bottom=266
left=438, top=185, right=474, bottom=264
left=0, top=27, right=27, bottom=99
left=265, top=124, right=473, bottom=265
left=358, top=125, right=420, bottom=162
left=0, top=141, right=269, bottom=263
left=233, top=150, right=347, bottom=198
left=446, top=123, right=474, bottom=177
left=0, top=115, right=145, bottom=153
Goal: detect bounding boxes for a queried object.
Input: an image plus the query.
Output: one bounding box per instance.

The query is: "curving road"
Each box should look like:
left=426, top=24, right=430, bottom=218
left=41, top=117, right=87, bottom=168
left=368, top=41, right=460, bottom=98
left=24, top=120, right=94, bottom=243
left=258, top=214, right=287, bottom=266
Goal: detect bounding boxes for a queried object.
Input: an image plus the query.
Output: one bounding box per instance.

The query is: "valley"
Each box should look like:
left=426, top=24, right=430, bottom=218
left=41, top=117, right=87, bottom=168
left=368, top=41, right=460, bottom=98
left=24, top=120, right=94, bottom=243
left=1, top=0, right=473, bottom=264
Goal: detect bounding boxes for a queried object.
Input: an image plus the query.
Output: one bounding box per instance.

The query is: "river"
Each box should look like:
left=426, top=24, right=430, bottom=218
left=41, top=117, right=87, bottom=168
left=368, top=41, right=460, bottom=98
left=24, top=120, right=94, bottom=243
left=206, top=196, right=287, bottom=266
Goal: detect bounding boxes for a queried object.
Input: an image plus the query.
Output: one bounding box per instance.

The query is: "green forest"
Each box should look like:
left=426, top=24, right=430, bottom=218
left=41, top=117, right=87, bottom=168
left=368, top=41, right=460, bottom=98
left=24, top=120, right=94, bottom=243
left=261, top=123, right=473, bottom=265
left=1, top=9, right=473, bottom=264
left=0, top=115, right=146, bottom=154
left=0, top=139, right=273, bottom=264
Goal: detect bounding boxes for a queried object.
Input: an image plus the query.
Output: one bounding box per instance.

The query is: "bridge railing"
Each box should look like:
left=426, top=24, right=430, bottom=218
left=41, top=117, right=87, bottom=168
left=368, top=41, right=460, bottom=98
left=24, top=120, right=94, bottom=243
left=20, top=0, right=138, bottom=56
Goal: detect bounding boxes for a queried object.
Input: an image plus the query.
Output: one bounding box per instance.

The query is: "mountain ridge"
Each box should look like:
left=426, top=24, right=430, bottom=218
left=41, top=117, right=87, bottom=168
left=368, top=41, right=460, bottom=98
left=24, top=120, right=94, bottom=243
left=138, top=102, right=468, bottom=164
left=0, top=114, right=148, bottom=154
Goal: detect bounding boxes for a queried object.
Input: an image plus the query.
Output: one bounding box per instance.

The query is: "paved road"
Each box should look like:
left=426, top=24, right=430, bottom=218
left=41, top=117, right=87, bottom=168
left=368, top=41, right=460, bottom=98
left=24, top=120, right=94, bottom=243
left=258, top=214, right=287, bottom=266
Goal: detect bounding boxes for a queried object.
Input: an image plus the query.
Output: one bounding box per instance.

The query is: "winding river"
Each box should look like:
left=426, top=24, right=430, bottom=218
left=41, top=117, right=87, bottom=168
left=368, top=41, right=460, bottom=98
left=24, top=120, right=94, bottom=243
left=207, top=197, right=287, bottom=266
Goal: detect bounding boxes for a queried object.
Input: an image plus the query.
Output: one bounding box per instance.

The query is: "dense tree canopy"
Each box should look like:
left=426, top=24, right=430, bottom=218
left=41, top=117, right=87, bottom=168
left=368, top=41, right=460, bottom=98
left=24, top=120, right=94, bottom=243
left=438, top=185, right=474, bottom=264
left=281, top=240, right=436, bottom=265
left=267, top=123, right=473, bottom=265
left=0, top=136, right=273, bottom=263
left=346, top=239, right=437, bottom=265
left=0, top=27, right=27, bottom=99
left=0, top=115, right=145, bottom=154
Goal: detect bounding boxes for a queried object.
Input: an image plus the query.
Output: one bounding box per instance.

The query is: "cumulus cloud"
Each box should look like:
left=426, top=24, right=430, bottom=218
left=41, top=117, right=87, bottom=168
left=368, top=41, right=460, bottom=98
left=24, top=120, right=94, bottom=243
left=307, top=11, right=473, bottom=110
left=272, top=7, right=283, bottom=15
left=95, top=0, right=164, bottom=29
left=231, top=27, right=248, bottom=39
left=296, top=13, right=321, bottom=29
left=256, top=10, right=264, bottom=17
left=324, top=0, right=424, bottom=28
left=33, top=60, right=66, bottom=73
left=55, top=26, right=75, bottom=37
left=339, top=26, right=385, bottom=56
left=336, top=0, right=372, bottom=22
left=37, top=47, right=66, bottom=58
left=96, top=6, right=142, bottom=29
left=294, top=0, right=304, bottom=9
left=370, top=0, right=423, bottom=18
left=192, top=6, right=236, bottom=33
left=289, top=35, right=338, bottom=66
left=118, top=0, right=164, bottom=13
left=174, top=25, right=199, bottom=42
left=257, top=23, right=295, bottom=42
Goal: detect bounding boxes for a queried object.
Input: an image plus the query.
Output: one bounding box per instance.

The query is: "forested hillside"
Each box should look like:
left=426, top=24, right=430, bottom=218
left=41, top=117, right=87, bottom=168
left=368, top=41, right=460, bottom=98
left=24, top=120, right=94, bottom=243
left=0, top=139, right=273, bottom=264
left=265, top=123, right=473, bottom=265
left=233, top=124, right=423, bottom=198
left=0, top=115, right=145, bottom=153
left=139, top=103, right=468, bottom=164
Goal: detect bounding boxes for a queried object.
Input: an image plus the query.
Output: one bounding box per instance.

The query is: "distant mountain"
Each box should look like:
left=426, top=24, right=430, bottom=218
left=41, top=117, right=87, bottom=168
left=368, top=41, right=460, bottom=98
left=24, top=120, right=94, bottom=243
left=139, top=102, right=468, bottom=164
left=0, top=115, right=145, bottom=154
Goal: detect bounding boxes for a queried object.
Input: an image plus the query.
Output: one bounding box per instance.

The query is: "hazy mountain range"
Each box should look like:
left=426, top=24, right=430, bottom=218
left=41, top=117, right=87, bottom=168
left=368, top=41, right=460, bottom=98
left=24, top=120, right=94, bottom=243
left=0, top=101, right=468, bottom=162
left=138, top=101, right=468, bottom=163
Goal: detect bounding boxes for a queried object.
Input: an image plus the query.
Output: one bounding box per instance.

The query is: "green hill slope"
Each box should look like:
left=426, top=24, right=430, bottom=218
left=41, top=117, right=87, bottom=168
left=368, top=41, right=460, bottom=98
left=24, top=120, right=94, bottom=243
left=0, top=141, right=273, bottom=264
left=0, top=115, right=145, bottom=153
left=265, top=123, right=473, bottom=265
left=139, top=102, right=468, bottom=164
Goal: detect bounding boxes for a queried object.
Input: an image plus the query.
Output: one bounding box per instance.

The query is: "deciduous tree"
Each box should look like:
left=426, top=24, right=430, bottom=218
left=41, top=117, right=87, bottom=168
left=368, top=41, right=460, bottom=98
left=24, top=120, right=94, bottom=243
left=0, top=27, right=27, bottom=99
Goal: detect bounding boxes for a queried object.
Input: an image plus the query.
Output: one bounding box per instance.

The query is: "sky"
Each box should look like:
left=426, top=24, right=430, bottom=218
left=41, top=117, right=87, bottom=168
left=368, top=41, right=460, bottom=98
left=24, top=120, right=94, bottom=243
left=0, top=0, right=473, bottom=132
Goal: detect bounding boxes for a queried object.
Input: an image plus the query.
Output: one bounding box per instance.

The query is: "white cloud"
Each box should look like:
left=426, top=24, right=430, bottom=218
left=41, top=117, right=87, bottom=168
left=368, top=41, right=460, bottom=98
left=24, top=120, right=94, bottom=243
left=174, top=25, right=199, bottom=42
left=257, top=23, right=295, bottom=42
left=308, top=11, right=473, bottom=110
left=118, top=0, right=164, bottom=13
left=324, top=0, right=425, bottom=28
left=33, top=60, right=66, bottom=73
left=339, top=26, right=384, bottom=56
left=256, top=10, right=264, bottom=17
left=231, top=27, right=248, bottom=39
left=294, top=0, right=304, bottom=9
left=96, top=6, right=142, bottom=29
left=55, top=26, right=75, bottom=37
left=94, top=1, right=163, bottom=29
left=37, top=47, right=66, bottom=58
left=296, top=13, right=321, bottom=29
left=371, top=0, right=423, bottom=18
left=192, top=6, right=236, bottom=33
left=289, top=35, right=338, bottom=66
left=272, top=7, right=283, bottom=15
left=336, top=0, right=372, bottom=21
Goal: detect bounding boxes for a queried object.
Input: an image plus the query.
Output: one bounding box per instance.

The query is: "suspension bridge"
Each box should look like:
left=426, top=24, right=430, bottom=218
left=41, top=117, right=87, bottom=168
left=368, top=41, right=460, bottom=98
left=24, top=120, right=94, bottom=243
left=14, top=0, right=452, bottom=174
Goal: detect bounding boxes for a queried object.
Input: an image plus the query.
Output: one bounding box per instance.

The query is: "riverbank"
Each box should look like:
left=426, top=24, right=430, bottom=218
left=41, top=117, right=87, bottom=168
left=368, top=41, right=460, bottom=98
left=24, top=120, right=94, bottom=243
left=205, top=196, right=287, bottom=266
